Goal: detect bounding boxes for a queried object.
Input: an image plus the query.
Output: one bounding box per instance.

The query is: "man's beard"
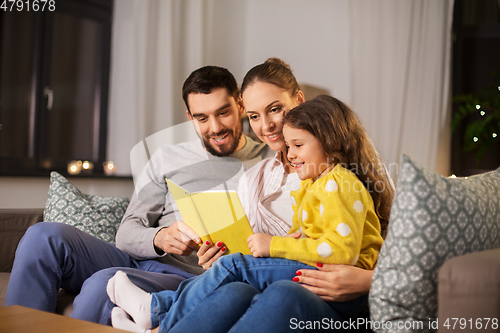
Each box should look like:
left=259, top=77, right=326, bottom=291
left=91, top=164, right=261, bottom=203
left=203, top=122, right=243, bottom=157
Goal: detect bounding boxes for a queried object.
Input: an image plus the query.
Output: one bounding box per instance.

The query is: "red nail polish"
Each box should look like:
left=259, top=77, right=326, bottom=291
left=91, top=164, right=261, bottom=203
left=216, top=241, right=223, bottom=247
left=295, top=270, right=302, bottom=276
left=316, top=263, right=323, bottom=268
left=293, top=277, right=300, bottom=282
left=205, top=240, right=210, bottom=246
left=221, top=246, right=226, bottom=252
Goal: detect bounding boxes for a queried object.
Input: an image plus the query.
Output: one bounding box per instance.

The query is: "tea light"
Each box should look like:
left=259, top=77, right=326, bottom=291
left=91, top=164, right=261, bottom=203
left=67, top=160, right=82, bottom=175
left=81, top=160, right=94, bottom=174
left=103, top=161, right=116, bottom=175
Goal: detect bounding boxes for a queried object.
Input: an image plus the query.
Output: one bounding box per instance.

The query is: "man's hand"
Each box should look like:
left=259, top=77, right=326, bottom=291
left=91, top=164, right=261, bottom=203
left=153, top=221, right=201, bottom=256
left=197, top=240, right=226, bottom=270
left=247, top=233, right=273, bottom=257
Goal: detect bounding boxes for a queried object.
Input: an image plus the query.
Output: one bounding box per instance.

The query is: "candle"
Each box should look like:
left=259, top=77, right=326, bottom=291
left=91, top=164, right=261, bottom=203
left=67, top=160, right=82, bottom=175
left=103, top=161, right=116, bottom=175
left=81, top=160, right=94, bottom=174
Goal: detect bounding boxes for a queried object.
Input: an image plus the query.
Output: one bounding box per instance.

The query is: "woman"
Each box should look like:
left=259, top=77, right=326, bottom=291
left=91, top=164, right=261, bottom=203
left=185, top=58, right=393, bottom=332
left=203, top=57, right=391, bottom=291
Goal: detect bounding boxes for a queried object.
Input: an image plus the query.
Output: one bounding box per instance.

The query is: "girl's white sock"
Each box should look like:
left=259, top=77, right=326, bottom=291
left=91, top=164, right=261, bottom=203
left=111, top=307, right=152, bottom=333
left=107, top=270, right=153, bottom=330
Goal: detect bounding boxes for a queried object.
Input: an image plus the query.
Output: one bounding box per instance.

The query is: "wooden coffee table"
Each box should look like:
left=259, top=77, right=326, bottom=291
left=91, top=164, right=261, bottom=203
left=0, top=305, right=129, bottom=332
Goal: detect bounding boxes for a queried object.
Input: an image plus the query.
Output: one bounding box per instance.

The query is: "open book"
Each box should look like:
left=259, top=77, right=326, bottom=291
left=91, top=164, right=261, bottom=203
left=166, top=178, right=253, bottom=255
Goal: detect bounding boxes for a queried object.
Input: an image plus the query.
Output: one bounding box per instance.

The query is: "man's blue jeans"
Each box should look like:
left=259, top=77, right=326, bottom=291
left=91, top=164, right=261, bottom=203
left=5, top=222, right=195, bottom=325
left=151, top=253, right=367, bottom=332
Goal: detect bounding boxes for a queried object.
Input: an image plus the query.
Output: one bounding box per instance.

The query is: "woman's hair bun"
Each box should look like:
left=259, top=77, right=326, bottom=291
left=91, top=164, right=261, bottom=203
left=264, top=57, right=291, bottom=70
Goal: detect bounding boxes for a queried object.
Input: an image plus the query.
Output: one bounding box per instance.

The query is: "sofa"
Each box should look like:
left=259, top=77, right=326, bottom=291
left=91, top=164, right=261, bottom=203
left=0, top=208, right=75, bottom=316
left=1, top=208, right=500, bottom=331
left=1, top=157, right=500, bottom=333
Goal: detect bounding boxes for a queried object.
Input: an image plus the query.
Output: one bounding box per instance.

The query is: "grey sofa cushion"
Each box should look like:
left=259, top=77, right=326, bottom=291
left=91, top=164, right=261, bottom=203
left=44, top=172, right=129, bottom=245
left=369, top=155, right=500, bottom=332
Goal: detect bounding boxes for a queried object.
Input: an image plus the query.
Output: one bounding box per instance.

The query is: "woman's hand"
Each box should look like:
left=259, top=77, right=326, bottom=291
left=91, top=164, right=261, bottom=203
left=247, top=233, right=273, bottom=257
left=293, top=264, right=373, bottom=302
left=197, top=240, right=226, bottom=270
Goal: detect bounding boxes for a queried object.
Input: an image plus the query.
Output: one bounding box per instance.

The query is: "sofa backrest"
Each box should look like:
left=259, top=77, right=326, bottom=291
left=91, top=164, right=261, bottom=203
left=0, top=209, right=44, bottom=272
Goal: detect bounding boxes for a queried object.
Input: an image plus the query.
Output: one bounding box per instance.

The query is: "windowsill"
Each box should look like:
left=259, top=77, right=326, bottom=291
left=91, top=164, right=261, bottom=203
left=0, top=171, right=132, bottom=179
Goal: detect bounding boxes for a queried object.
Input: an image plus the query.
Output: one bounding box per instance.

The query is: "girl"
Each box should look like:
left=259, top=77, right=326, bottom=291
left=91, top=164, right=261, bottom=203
left=106, top=94, right=390, bottom=333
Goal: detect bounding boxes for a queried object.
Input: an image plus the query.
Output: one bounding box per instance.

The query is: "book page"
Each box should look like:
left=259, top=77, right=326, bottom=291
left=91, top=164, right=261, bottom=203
left=166, top=178, right=253, bottom=255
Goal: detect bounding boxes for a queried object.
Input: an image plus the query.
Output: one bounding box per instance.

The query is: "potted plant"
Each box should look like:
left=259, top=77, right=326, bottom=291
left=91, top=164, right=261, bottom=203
left=452, top=76, right=500, bottom=163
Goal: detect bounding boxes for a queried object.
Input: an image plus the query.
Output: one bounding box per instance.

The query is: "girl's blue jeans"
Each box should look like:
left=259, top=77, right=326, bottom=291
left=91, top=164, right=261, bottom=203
left=152, top=253, right=367, bottom=332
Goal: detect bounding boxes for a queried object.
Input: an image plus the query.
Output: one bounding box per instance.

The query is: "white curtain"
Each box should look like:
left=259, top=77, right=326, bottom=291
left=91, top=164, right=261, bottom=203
left=107, top=0, right=213, bottom=175
left=349, top=0, right=454, bottom=180
left=107, top=0, right=455, bottom=178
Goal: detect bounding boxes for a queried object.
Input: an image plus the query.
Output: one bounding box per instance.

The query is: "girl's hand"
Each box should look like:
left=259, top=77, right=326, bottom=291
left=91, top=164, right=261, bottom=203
left=285, top=231, right=302, bottom=239
left=293, top=264, right=373, bottom=302
left=247, top=233, right=273, bottom=257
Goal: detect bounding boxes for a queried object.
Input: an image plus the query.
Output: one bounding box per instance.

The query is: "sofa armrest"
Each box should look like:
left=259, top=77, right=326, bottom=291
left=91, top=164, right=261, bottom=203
left=438, top=248, right=500, bottom=332
left=0, top=209, right=44, bottom=272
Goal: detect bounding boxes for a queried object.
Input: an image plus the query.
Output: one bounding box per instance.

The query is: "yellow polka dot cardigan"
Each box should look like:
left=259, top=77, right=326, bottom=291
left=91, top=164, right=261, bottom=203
left=269, top=164, right=383, bottom=269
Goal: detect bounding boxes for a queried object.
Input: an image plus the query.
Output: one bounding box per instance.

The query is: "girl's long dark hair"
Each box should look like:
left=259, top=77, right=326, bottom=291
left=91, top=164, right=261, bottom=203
left=284, top=95, right=394, bottom=237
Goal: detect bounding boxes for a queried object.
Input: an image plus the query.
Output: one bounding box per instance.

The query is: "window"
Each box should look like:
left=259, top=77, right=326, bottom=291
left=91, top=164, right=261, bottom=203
left=451, top=0, right=500, bottom=176
left=0, top=0, right=113, bottom=176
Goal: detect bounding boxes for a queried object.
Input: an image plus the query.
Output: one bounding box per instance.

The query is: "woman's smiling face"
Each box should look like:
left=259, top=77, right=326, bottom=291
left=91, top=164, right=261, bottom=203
left=242, top=81, right=303, bottom=152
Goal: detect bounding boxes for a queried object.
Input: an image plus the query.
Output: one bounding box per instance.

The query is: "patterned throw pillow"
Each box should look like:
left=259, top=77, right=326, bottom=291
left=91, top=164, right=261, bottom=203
left=369, top=155, right=500, bottom=332
left=44, top=171, right=130, bottom=245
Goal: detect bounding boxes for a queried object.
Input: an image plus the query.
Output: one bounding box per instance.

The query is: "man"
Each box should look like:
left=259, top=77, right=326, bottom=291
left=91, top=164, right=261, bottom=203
left=6, top=66, right=273, bottom=325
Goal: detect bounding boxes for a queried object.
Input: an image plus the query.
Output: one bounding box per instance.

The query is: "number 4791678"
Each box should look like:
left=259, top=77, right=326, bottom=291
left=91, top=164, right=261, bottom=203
left=1, top=0, right=56, bottom=11
left=442, top=318, right=498, bottom=330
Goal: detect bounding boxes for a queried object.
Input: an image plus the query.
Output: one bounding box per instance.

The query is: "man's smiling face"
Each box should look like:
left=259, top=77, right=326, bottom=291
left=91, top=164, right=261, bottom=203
left=186, top=88, right=245, bottom=157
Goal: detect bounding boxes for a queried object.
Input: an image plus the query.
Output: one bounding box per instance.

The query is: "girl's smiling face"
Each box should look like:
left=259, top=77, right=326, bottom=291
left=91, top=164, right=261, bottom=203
left=283, top=124, right=331, bottom=180
left=242, top=82, right=304, bottom=153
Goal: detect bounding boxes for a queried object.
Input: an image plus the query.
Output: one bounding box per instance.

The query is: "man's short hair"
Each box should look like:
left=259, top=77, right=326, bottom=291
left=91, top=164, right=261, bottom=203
left=182, top=66, right=240, bottom=112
